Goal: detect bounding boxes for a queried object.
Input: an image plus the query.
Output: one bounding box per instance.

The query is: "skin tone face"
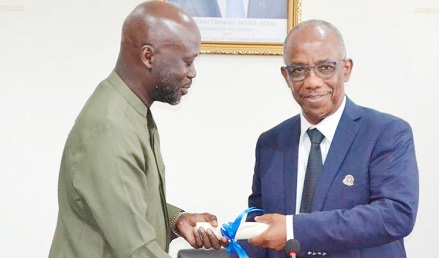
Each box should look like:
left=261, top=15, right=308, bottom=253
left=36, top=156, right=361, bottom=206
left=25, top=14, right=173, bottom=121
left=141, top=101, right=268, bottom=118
left=281, top=24, right=353, bottom=125
left=115, top=1, right=201, bottom=107
left=151, top=29, right=200, bottom=105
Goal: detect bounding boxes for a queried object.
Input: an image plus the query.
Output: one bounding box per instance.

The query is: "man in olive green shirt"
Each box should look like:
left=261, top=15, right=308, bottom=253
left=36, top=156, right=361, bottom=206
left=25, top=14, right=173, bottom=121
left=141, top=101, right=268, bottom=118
left=49, top=2, right=226, bottom=257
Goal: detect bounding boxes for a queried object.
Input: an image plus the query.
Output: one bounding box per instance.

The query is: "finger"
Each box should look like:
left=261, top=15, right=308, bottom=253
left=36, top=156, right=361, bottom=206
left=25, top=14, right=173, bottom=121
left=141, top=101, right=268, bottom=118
left=199, top=227, right=212, bottom=249
left=203, top=213, right=218, bottom=226
left=220, top=236, right=229, bottom=247
left=193, top=227, right=203, bottom=248
left=254, top=215, right=271, bottom=224
left=248, top=235, right=263, bottom=247
left=206, top=229, right=220, bottom=250
left=209, top=219, right=218, bottom=227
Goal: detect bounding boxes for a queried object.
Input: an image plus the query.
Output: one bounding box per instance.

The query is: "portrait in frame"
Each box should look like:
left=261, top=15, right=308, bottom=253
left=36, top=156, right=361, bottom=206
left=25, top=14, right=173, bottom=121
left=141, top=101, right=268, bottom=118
left=163, top=0, right=302, bottom=55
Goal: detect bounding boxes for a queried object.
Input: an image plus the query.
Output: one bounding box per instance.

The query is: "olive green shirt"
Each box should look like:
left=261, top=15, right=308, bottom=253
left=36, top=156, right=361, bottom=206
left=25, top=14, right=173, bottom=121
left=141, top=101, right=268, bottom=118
left=49, top=71, right=181, bottom=258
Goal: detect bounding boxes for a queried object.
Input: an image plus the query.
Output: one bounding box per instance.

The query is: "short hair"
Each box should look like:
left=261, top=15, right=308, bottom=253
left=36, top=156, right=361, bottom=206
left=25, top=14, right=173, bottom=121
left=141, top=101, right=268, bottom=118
left=283, top=19, right=347, bottom=63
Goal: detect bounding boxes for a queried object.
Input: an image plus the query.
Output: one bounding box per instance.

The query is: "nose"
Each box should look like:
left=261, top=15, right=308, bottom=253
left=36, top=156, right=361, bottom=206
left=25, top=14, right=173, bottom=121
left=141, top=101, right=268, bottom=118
left=303, top=69, right=323, bottom=88
left=188, top=64, right=196, bottom=79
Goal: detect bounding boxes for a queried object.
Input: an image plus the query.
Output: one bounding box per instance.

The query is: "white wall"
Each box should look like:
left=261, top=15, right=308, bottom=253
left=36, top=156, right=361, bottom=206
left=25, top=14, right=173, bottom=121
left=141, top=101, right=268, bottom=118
left=0, top=0, right=437, bottom=257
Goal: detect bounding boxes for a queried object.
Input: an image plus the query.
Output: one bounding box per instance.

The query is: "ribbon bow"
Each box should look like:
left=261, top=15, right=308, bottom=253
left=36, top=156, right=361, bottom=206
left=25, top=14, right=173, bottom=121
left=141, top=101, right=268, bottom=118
left=220, top=207, right=263, bottom=258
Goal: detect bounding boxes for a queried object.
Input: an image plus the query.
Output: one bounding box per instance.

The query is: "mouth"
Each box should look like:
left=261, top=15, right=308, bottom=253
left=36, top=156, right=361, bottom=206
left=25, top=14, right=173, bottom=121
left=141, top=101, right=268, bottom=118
left=302, top=92, right=330, bottom=105
left=181, top=84, right=191, bottom=95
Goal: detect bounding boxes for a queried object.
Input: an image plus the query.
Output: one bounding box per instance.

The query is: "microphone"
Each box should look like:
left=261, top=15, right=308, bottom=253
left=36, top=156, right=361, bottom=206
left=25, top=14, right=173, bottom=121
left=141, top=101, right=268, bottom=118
left=284, top=239, right=301, bottom=258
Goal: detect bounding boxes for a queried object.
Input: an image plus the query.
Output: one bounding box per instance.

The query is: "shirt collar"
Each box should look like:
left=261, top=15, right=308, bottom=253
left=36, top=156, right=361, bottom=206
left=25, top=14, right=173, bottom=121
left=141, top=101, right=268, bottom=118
left=107, top=70, right=148, bottom=118
left=300, top=95, right=346, bottom=144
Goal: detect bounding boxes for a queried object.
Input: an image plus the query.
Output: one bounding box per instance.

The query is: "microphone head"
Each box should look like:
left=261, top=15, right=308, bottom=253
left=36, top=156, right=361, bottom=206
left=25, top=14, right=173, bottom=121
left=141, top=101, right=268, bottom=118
left=284, top=239, right=301, bottom=256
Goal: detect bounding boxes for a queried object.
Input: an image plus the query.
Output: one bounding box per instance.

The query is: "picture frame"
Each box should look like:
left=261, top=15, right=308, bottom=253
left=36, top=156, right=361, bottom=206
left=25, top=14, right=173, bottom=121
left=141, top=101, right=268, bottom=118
left=163, top=0, right=302, bottom=55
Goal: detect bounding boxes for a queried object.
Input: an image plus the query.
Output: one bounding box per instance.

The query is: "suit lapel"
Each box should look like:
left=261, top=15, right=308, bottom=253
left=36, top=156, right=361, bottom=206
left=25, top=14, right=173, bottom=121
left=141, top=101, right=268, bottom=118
left=313, top=98, right=362, bottom=211
left=283, top=116, right=301, bottom=215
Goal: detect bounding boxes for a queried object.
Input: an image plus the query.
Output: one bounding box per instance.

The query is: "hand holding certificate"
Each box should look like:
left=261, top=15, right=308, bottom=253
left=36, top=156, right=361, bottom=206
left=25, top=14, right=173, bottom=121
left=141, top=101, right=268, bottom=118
left=196, top=207, right=267, bottom=258
left=196, top=221, right=269, bottom=240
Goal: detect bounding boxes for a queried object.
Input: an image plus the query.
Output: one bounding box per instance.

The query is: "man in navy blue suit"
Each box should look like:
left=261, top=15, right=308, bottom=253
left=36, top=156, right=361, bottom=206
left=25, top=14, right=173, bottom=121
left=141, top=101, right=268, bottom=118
left=244, top=20, right=419, bottom=257
left=167, top=0, right=287, bottom=19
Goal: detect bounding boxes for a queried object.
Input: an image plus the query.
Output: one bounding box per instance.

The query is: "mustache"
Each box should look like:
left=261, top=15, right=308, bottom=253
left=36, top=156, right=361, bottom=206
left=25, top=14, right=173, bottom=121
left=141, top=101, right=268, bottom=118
left=301, top=90, right=331, bottom=98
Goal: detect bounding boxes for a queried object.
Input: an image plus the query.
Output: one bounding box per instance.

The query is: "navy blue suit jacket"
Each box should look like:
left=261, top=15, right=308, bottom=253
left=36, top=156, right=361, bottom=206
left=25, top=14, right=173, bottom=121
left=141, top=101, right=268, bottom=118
left=168, top=0, right=287, bottom=19
left=244, top=97, right=419, bottom=257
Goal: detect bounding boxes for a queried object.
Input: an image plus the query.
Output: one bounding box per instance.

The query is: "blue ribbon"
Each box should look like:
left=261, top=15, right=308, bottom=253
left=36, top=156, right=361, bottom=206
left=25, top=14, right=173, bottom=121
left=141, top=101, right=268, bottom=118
left=220, top=207, right=263, bottom=258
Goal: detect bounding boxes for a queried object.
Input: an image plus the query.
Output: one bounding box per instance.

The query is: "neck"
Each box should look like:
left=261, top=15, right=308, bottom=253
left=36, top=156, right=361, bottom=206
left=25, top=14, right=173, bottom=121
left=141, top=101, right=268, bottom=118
left=114, top=66, right=153, bottom=107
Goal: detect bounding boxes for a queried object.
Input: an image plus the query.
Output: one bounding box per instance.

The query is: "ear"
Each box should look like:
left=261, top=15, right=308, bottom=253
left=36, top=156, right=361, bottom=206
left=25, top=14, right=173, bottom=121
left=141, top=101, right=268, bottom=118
left=141, top=44, right=154, bottom=69
left=343, top=58, right=353, bottom=82
left=281, top=66, right=292, bottom=89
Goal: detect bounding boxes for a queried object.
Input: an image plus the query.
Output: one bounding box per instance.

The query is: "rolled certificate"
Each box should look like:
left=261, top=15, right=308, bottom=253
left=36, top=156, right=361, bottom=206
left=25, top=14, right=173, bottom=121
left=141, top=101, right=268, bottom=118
left=196, top=222, right=269, bottom=240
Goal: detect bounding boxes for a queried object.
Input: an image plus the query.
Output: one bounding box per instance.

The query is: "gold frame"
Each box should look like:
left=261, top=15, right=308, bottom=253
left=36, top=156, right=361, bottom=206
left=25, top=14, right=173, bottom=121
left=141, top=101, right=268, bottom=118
left=164, top=0, right=302, bottom=55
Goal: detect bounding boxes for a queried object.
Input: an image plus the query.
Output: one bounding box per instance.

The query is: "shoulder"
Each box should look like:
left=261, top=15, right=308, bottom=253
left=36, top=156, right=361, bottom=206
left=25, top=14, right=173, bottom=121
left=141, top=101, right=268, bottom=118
left=263, top=115, right=299, bottom=135
left=345, top=97, right=412, bottom=131
left=340, top=100, right=414, bottom=152
left=256, top=115, right=300, bottom=148
left=356, top=105, right=412, bottom=131
left=69, top=80, right=145, bottom=146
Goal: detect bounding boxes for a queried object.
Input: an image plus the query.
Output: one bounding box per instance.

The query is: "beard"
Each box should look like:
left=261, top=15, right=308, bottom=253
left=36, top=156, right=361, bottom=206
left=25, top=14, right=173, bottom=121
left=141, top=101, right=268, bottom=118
left=153, top=68, right=181, bottom=105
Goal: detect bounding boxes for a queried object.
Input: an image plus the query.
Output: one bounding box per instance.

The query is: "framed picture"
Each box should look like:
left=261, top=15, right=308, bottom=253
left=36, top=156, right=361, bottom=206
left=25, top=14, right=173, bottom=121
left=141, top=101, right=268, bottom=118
left=164, top=0, right=302, bottom=55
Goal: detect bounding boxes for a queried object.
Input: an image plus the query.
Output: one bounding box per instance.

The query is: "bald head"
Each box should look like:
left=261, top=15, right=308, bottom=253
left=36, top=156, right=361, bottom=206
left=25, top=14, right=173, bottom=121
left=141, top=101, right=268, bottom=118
left=283, top=20, right=346, bottom=64
left=117, top=1, right=200, bottom=67
left=114, top=1, right=201, bottom=107
left=121, top=1, right=199, bottom=51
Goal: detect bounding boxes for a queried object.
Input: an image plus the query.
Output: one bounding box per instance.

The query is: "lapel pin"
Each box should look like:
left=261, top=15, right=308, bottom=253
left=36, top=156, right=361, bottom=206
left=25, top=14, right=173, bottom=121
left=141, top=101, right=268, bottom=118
left=343, top=175, right=354, bottom=186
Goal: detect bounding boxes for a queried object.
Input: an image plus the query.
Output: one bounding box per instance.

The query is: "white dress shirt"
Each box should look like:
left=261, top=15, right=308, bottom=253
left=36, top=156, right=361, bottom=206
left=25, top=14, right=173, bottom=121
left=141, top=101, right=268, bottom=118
left=286, top=96, right=347, bottom=240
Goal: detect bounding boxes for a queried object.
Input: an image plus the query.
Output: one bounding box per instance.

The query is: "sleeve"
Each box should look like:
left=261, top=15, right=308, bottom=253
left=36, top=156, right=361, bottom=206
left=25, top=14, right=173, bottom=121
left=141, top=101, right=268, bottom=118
left=293, top=119, right=419, bottom=254
left=167, top=203, right=184, bottom=240
left=72, top=121, right=171, bottom=258
left=248, top=134, right=263, bottom=211
left=244, top=134, right=269, bottom=257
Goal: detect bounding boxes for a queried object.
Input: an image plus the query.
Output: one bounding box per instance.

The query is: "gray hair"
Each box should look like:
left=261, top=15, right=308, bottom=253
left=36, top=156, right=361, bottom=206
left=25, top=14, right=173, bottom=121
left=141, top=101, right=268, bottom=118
left=283, top=19, right=347, bottom=63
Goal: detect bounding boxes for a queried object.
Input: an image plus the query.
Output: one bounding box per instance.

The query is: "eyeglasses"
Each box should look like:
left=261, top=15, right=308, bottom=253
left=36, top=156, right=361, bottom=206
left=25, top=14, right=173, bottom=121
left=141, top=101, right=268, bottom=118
left=284, top=59, right=346, bottom=82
